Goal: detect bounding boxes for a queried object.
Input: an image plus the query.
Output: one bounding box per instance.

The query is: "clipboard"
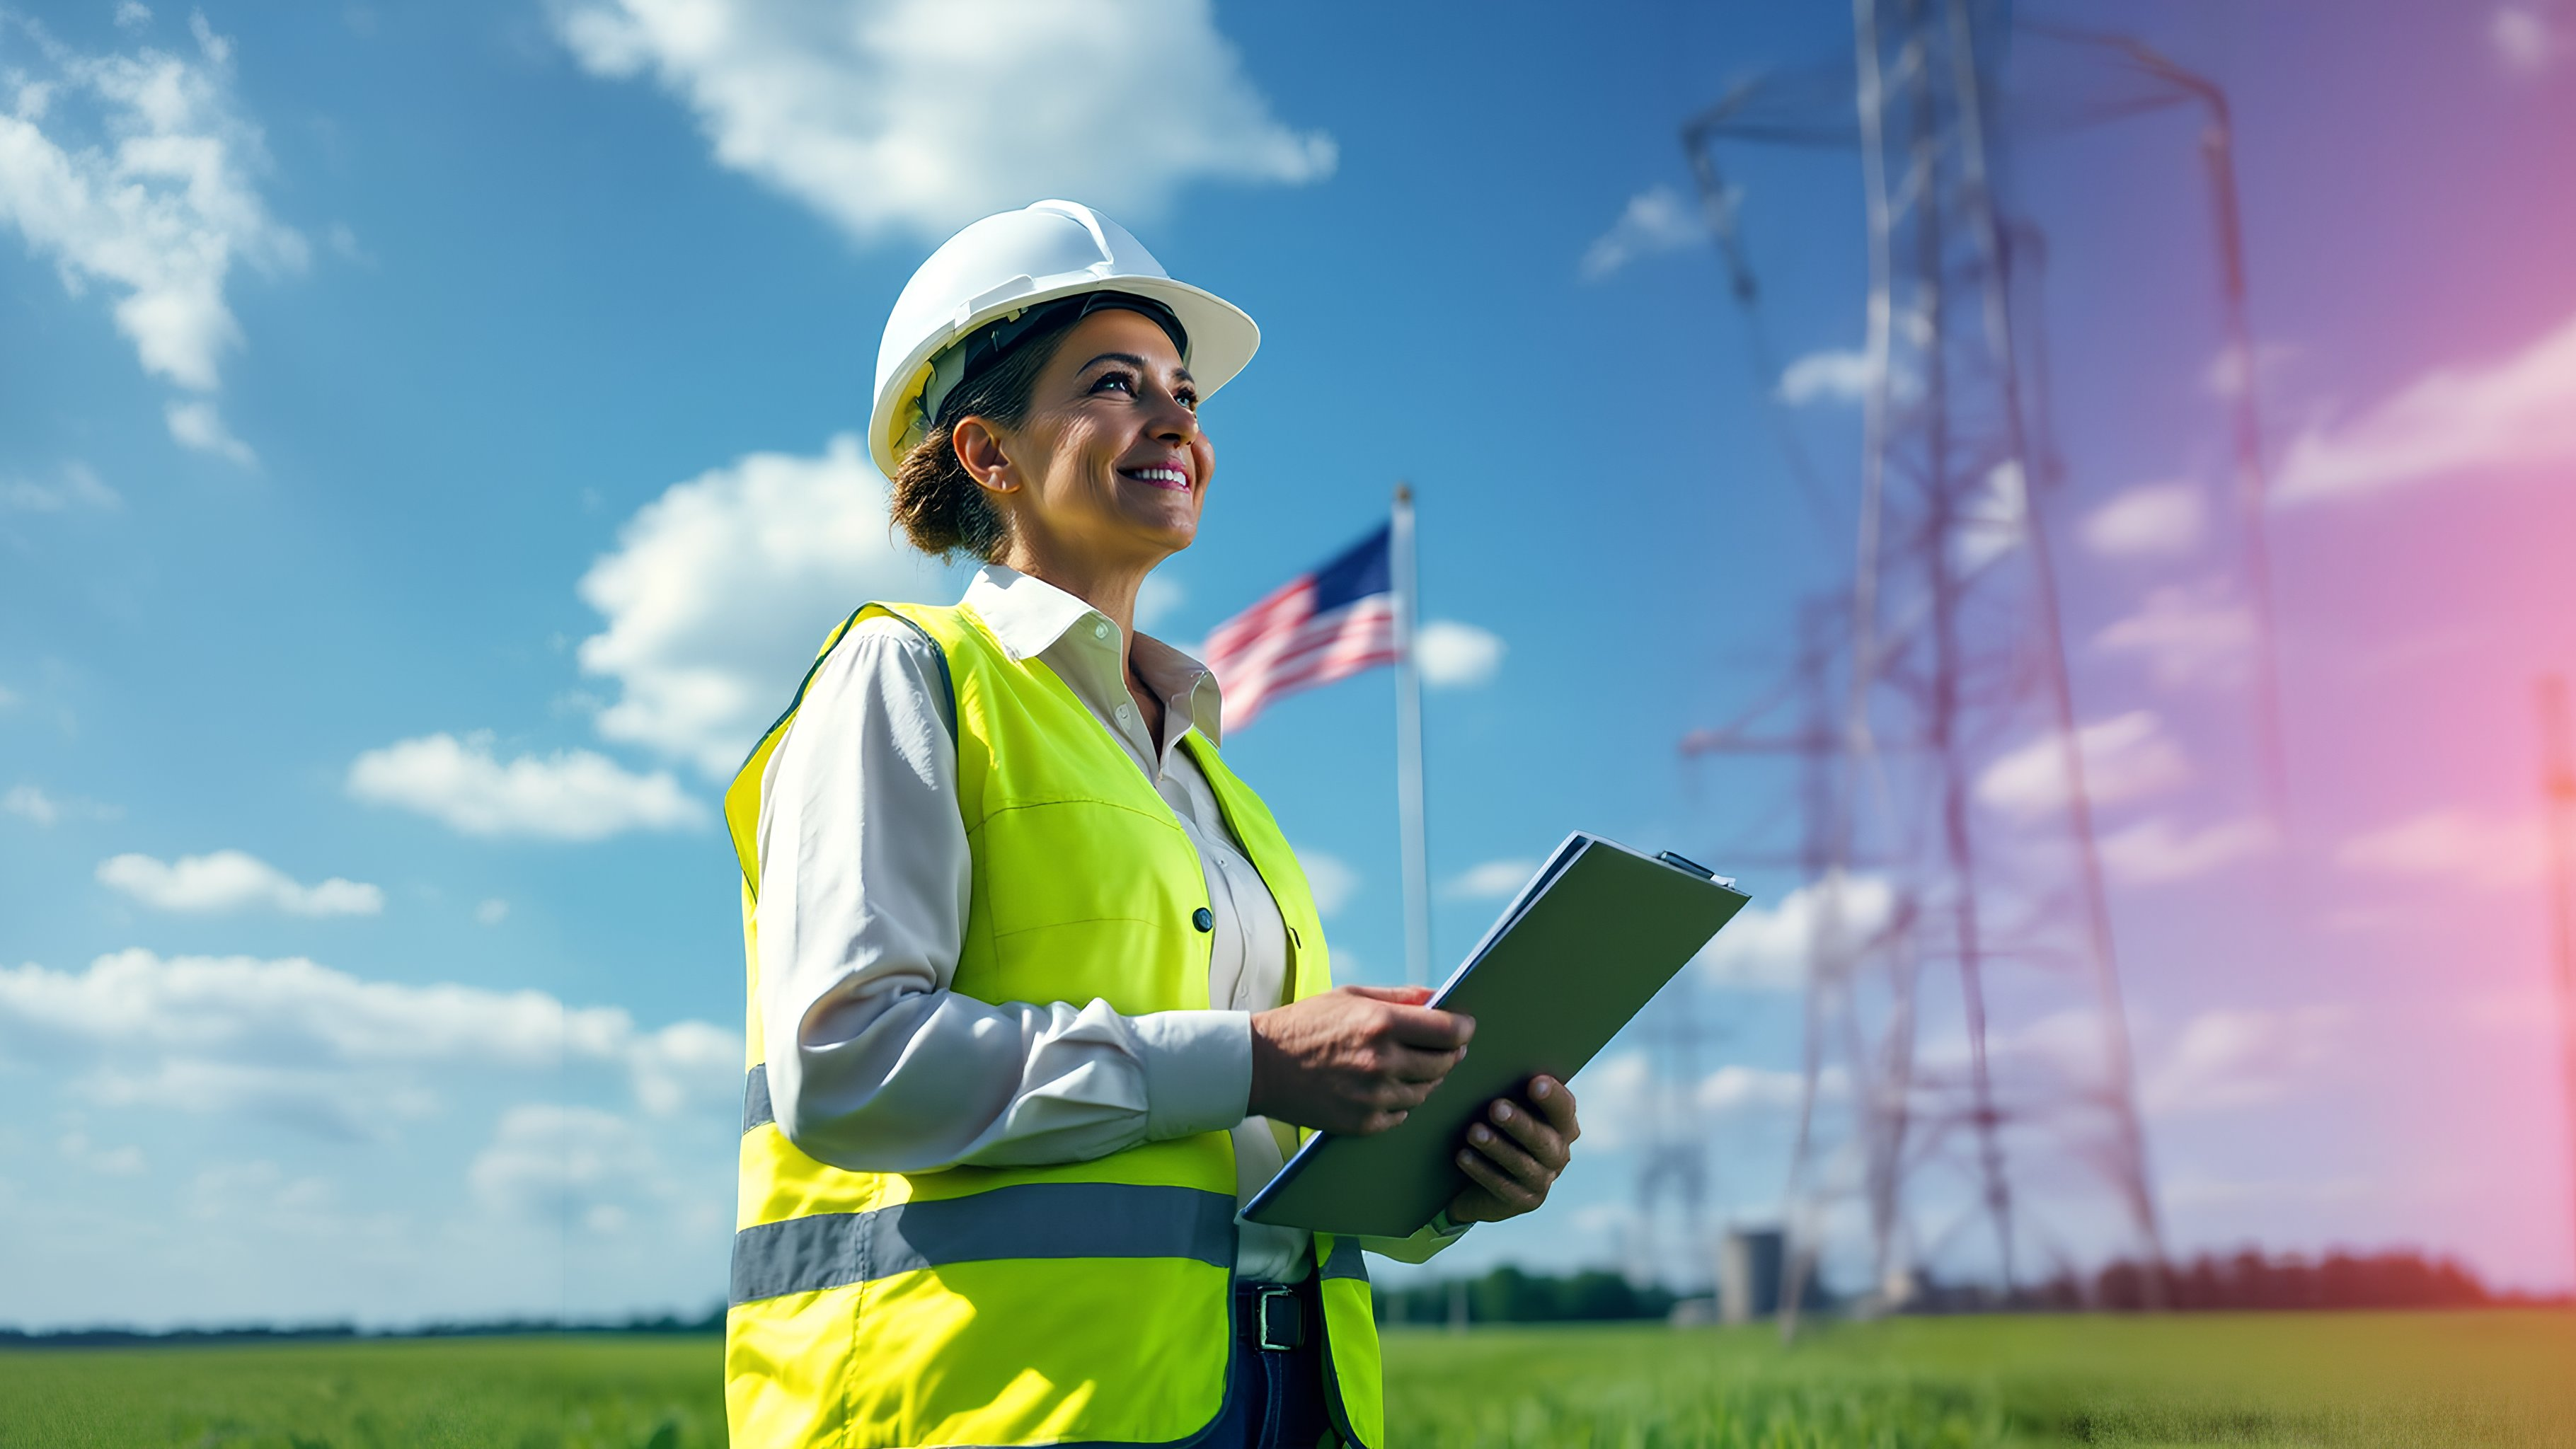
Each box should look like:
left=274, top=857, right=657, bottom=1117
left=1242, top=832, right=1749, bottom=1238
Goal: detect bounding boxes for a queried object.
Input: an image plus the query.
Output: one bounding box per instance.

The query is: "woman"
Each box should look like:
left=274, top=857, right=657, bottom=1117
left=721, top=200, right=1582, bottom=1449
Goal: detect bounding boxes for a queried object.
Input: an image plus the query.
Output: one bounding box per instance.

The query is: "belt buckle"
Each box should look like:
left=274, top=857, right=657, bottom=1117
left=1253, top=1284, right=1303, bottom=1352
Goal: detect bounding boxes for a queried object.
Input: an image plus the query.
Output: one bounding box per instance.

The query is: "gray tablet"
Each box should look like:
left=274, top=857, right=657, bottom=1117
left=1243, top=832, right=1750, bottom=1238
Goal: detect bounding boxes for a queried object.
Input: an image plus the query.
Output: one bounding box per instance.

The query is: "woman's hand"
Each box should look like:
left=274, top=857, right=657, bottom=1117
left=1445, top=1075, right=1580, bottom=1225
left=1249, top=986, right=1474, bottom=1135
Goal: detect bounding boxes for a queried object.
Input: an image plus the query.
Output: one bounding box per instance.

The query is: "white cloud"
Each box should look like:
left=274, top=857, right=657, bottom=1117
left=164, top=398, right=254, bottom=466
left=576, top=434, right=950, bottom=778
left=1696, top=1062, right=1836, bottom=1116
left=2098, top=815, right=2273, bottom=887
left=1778, top=349, right=1876, bottom=407
left=548, top=0, right=1334, bottom=243
left=2336, top=808, right=2542, bottom=891
left=1138, top=573, right=1185, bottom=630
left=1699, top=874, right=1898, bottom=991
left=475, top=897, right=510, bottom=926
left=468, top=1103, right=662, bottom=1219
left=2144, top=1005, right=2345, bottom=1117
left=60, top=1130, right=146, bottom=1176
left=1417, top=619, right=1504, bottom=688
left=1444, top=858, right=1535, bottom=901
left=1950, top=459, right=2025, bottom=577
left=0, top=13, right=304, bottom=396
left=1, top=783, right=117, bottom=826
left=2275, top=308, right=2576, bottom=504
left=2081, top=480, right=2205, bottom=559
left=2492, top=6, right=2560, bottom=75
left=1294, top=846, right=1359, bottom=918
left=1578, top=185, right=1700, bottom=281
left=2093, top=578, right=2256, bottom=688
left=0, top=949, right=740, bottom=1133
left=1577, top=1051, right=1837, bottom=1150
left=4, top=784, right=59, bottom=826
left=347, top=731, right=705, bottom=840
left=1977, top=711, right=2190, bottom=821
left=0, top=461, right=120, bottom=512
left=96, top=850, right=383, bottom=917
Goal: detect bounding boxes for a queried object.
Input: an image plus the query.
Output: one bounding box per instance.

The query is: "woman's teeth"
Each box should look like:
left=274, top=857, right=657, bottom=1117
left=1123, top=465, right=1190, bottom=490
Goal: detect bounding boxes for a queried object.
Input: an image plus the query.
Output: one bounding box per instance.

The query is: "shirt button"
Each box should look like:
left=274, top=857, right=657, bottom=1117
left=1192, top=907, right=1215, bottom=933
left=1115, top=703, right=1133, bottom=723
left=1092, top=620, right=1109, bottom=640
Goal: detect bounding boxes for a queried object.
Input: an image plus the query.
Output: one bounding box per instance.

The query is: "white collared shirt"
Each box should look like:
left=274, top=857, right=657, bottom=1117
left=754, top=565, right=1461, bottom=1279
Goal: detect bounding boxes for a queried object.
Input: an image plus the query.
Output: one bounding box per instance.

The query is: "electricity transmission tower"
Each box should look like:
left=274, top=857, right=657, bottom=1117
left=1677, top=0, right=2172, bottom=1308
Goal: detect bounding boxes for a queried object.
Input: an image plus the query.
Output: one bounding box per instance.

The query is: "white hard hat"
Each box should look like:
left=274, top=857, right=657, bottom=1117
left=868, top=200, right=1261, bottom=476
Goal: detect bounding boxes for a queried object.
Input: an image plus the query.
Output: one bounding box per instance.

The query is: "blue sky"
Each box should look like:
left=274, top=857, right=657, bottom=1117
left=6, top=1, right=2576, bottom=1329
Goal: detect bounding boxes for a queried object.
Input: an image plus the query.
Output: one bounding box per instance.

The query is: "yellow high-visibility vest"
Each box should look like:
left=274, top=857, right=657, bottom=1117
left=721, top=600, right=1383, bottom=1448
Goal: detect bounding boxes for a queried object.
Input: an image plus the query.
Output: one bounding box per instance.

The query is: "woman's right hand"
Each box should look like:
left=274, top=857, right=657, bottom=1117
left=1248, top=986, right=1475, bottom=1136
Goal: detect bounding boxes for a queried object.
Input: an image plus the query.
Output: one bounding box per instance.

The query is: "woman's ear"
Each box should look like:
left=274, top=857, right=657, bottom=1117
left=951, top=417, right=1017, bottom=496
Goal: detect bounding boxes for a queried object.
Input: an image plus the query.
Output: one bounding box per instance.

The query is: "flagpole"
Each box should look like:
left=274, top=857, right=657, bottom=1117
left=1392, top=483, right=1432, bottom=988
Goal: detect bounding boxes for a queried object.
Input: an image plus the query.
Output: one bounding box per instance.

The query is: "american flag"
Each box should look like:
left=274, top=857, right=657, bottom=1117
left=1202, top=524, right=1398, bottom=732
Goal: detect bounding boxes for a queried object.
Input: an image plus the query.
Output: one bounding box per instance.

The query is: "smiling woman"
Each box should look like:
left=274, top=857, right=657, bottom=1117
left=718, top=201, right=1582, bottom=1449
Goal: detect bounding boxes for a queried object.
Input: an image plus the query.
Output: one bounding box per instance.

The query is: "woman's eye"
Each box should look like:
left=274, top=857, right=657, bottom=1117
left=1176, top=390, right=1200, bottom=411
left=1093, top=371, right=1136, bottom=395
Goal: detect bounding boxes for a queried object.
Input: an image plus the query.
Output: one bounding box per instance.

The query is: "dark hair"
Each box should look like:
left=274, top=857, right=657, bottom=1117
left=889, top=311, right=1083, bottom=562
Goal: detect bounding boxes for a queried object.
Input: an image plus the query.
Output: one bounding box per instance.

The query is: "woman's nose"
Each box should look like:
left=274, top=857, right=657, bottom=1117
left=1146, top=386, right=1198, bottom=441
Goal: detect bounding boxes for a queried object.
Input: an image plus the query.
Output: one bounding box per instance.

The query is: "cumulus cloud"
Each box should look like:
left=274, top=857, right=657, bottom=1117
left=4, top=784, right=59, bottom=826
left=2, top=783, right=117, bottom=826
left=2081, top=480, right=2206, bottom=559
left=0, top=12, right=304, bottom=426
left=2098, top=815, right=2274, bottom=887
left=469, top=1103, right=664, bottom=1225
left=1294, top=846, right=1359, bottom=918
left=1138, top=573, right=1186, bottom=630
left=0, top=949, right=740, bottom=1136
left=2093, top=578, right=2256, bottom=688
left=1977, top=711, right=2190, bottom=822
left=164, top=398, right=255, bottom=465
left=2492, top=6, right=2561, bottom=75
left=1416, top=619, right=1505, bottom=688
left=1578, top=185, right=1701, bottom=281
left=2275, top=308, right=2576, bottom=504
left=2144, top=1005, right=2345, bottom=1117
left=1444, top=858, right=1535, bottom=901
left=0, top=461, right=120, bottom=512
left=1577, top=1051, right=1836, bottom=1150
left=576, top=434, right=950, bottom=778
left=1699, top=874, right=1898, bottom=991
left=548, top=0, right=1333, bottom=243
left=1778, top=348, right=1877, bottom=407
left=96, top=849, right=383, bottom=917
left=347, top=731, right=704, bottom=840
left=2336, top=808, right=2542, bottom=891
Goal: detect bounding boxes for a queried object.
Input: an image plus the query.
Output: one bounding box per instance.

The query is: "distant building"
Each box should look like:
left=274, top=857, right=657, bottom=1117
left=1719, top=1228, right=1786, bottom=1324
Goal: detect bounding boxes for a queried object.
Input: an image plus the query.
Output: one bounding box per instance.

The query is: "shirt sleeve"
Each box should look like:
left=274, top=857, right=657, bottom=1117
left=754, top=618, right=1251, bottom=1174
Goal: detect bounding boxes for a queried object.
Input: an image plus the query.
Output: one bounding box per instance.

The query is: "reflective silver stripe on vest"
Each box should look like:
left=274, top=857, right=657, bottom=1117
left=741, top=1066, right=774, bottom=1134
left=1320, top=1235, right=1369, bottom=1284
left=730, top=1182, right=1238, bottom=1305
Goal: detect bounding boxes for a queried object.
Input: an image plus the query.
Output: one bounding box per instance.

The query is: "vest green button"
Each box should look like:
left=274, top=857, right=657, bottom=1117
left=1192, top=906, right=1214, bottom=933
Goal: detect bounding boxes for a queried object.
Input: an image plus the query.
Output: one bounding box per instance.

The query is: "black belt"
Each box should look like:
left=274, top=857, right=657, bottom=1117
left=1234, top=1278, right=1311, bottom=1353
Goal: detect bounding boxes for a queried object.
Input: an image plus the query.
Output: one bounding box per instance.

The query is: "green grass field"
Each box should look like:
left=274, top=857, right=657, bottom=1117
left=3, top=1312, right=2570, bottom=1448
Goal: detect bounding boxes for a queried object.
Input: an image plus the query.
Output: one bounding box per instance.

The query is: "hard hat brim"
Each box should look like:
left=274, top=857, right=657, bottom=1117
left=868, top=275, right=1259, bottom=478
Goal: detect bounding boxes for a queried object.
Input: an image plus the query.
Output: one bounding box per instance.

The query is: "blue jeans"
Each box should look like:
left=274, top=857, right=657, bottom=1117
left=1206, top=1278, right=1337, bottom=1448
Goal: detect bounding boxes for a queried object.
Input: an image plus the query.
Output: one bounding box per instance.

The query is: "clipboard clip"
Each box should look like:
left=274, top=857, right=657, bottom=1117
left=1654, top=850, right=1718, bottom=880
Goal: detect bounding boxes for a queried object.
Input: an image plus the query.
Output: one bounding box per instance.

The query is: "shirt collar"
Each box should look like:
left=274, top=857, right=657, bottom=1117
left=963, top=564, right=1228, bottom=746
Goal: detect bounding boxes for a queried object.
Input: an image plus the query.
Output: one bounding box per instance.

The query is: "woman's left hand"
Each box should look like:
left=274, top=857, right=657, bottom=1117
left=1444, top=1075, right=1580, bottom=1225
